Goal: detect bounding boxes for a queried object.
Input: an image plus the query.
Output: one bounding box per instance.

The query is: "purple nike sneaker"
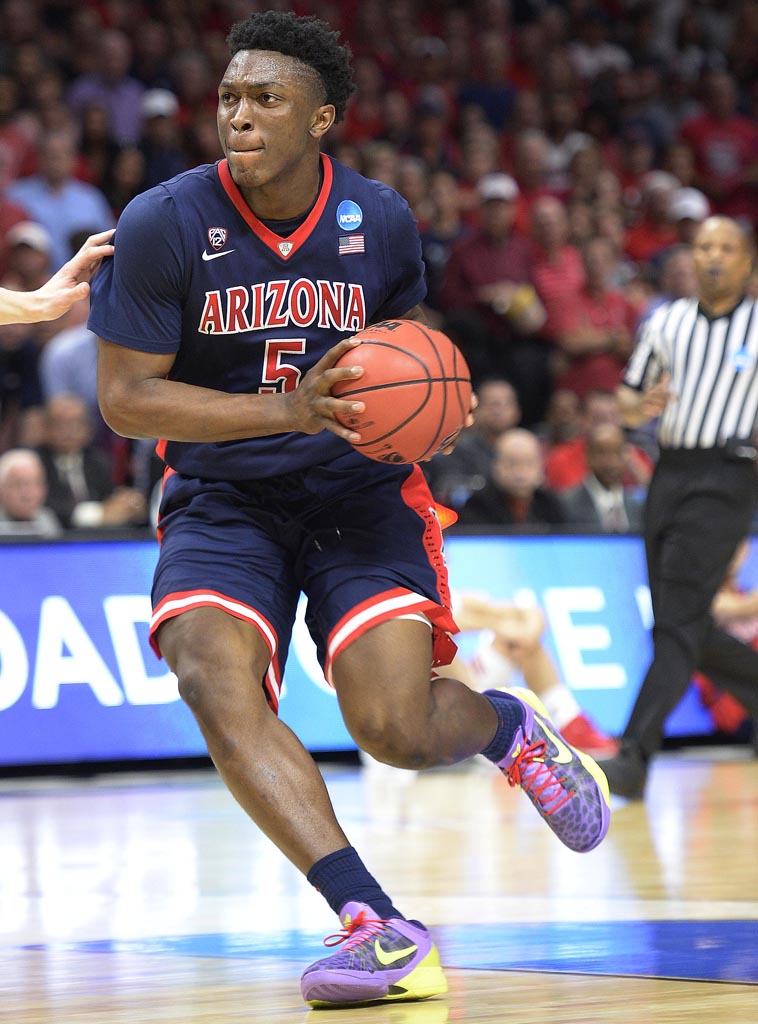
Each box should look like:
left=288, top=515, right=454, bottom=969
left=488, top=688, right=611, bottom=853
left=301, top=901, right=447, bottom=1008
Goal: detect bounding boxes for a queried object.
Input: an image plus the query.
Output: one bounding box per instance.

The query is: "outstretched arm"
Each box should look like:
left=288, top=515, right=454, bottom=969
left=0, top=228, right=115, bottom=326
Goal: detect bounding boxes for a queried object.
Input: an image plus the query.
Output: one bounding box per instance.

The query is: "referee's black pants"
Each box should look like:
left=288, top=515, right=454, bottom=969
left=624, top=447, right=758, bottom=758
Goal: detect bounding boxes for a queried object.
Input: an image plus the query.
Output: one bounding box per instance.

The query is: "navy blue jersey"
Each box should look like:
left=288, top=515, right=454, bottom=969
left=89, top=155, right=426, bottom=479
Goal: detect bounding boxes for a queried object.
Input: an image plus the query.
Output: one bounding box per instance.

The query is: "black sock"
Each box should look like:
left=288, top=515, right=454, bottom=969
left=480, top=689, right=526, bottom=763
left=307, top=846, right=404, bottom=920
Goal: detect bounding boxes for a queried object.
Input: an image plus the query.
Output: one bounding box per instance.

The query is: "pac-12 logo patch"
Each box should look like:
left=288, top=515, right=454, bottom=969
left=336, top=200, right=363, bottom=231
left=208, top=227, right=228, bottom=250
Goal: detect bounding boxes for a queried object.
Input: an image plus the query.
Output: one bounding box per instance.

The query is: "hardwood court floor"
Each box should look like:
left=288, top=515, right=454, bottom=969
left=1, top=748, right=757, bottom=1023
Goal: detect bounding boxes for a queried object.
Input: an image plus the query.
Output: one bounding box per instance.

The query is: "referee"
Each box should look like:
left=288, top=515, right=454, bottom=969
left=601, top=216, right=758, bottom=798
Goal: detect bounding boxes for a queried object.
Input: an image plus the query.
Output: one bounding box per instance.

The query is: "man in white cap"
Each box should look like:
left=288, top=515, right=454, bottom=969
left=670, top=186, right=710, bottom=244
left=5, top=221, right=53, bottom=292
left=440, top=172, right=547, bottom=423
left=0, top=229, right=113, bottom=326
left=139, top=88, right=188, bottom=188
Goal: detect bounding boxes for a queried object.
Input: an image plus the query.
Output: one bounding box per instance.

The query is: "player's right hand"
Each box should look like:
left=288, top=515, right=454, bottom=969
left=283, top=337, right=366, bottom=441
left=35, top=228, right=115, bottom=321
left=435, top=391, right=477, bottom=457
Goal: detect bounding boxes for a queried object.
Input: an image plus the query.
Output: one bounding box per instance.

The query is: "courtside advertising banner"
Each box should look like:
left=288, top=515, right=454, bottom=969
left=0, top=533, right=741, bottom=766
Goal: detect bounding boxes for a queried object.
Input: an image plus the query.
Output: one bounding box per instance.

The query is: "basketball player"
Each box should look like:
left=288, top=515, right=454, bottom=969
left=90, top=11, right=610, bottom=1010
left=0, top=229, right=114, bottom=325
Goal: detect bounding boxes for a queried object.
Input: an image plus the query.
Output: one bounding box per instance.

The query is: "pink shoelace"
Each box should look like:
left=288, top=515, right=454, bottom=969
left=323, top=909, right=388, bottom=949
left=506, top=738, right=575, bottom=815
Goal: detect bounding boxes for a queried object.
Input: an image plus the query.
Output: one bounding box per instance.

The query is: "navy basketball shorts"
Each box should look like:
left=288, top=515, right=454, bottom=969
left=151, top=457, right=458, bottom=711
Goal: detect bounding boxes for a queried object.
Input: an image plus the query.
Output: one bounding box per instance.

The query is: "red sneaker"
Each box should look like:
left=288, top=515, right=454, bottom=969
left=560, top=713, right=619, bottom=759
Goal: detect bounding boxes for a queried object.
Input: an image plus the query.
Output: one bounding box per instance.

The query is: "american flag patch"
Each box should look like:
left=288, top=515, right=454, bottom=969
left=338, top=234, right=365, bottom=255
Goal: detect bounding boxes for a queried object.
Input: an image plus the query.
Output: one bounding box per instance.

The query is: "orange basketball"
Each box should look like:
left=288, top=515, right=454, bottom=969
left=331, top=320, right=472, bottom=464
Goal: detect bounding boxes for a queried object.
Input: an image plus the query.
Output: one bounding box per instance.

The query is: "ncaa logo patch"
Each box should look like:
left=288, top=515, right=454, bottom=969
left=733, top=347, right=755, bottom=372
left=336, top=200, right=363, bottom=232
left=208, top=227, right=228, bottom=250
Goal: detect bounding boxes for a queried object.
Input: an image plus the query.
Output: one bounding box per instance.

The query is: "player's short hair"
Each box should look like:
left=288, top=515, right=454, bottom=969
left=226, top=11, right=355, bottom=123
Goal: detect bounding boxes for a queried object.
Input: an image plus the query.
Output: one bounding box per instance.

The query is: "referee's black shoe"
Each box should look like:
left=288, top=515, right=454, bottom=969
left=596, top=741, right=647, bottom=799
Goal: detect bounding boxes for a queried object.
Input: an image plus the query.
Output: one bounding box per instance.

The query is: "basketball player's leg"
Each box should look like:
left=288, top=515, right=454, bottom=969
left=449, top=597, right=617, bottom=756
left=330, top=615, right=609, bottom=856
left=157, top=608, right=445, bottom=1011
left=158, top=609, right=351, bottom=873
left=301, top=621, right=480, bottom=1008
left=334, top=617, right=496, bottom=768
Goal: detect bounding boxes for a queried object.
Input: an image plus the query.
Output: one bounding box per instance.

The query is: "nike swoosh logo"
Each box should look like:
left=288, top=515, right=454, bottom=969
left=374, top=940, right=418, bottom=966
left=201, top=248, right=236, bottom=261
left=537, top=719, right=575, bottom=765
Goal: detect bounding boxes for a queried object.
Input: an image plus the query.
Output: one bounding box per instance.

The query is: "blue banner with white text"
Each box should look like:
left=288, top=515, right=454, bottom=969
left=1, top=533, right=751, bottom=767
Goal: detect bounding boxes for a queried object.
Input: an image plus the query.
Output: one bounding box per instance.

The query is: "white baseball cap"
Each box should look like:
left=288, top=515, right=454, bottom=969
left=141, top=88, right=179, bottom=120
left=477, top=173, right=520, bottom=203
left=669, top=187, right=710, bottom=223
left=641, top=170, right=680, bottom=195
left=6, top=221, right=52, bottom=253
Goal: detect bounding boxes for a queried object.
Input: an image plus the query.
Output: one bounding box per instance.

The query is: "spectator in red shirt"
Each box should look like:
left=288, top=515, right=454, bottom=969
left=440, top=173, right=548, bottom=423
left=551, top=235, right=641, bottom=398
left=545, top=389, right=654, bottom=494
left=0, top=187, right=31, bottom=281
left=340, top=55, right=385, bottom=145
left=679, top=70, right=758, bottom=222
left=510, top=129, right=558, bottom=235
left=624, top=171, right=680, bottom=266
left=529, top=196, right=585, bottom=343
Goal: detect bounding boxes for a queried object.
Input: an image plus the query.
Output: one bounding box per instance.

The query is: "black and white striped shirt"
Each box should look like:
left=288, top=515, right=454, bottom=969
left=623, top=296, right=758, bottom=450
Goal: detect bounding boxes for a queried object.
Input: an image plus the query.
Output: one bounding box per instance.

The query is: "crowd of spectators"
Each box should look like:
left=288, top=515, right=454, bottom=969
left=1, top=0, right=757, bottom=534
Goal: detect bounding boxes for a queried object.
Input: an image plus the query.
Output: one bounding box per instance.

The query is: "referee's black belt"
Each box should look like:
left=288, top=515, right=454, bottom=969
left=659, top=441, right=758, bottom=466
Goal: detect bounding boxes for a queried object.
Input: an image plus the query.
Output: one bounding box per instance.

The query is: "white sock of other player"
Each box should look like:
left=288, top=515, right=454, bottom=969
left=467, top=635, right=519, bottom=691
left=536, top=683, right=581, bottom=730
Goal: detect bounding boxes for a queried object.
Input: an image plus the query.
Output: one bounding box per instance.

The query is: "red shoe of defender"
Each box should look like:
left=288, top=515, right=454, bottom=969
left=561, top=712, right=619, bottom=759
